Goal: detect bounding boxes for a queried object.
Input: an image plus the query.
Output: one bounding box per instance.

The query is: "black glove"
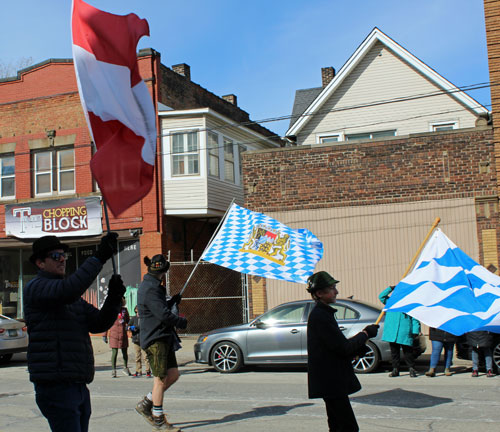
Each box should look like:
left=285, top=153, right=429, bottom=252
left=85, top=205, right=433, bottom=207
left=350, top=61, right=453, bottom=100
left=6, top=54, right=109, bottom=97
left=390, top=285, right=396, bottom=291
left=94, top=232, right=119, bottom=263
left=108, top=274, right=126, bottom=298
left=167, top=294, right=182, bottom=307
left=363, top=324, right=379, bottom=338
left=356, top=344, right=370, bottom=358
left=176, top=316, right=187, bottom=330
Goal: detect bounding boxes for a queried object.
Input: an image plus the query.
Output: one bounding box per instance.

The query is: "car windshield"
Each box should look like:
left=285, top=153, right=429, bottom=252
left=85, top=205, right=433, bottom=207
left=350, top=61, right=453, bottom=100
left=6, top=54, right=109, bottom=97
left=258, top=303, right=306, bottom=325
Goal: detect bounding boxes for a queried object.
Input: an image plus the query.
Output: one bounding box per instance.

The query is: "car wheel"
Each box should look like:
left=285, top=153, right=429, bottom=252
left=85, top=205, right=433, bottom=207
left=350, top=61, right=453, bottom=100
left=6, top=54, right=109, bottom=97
left=352, top=341, right=380, bottom=374
left=0, top=354, right=13, bottom=364
left=493, top=340, right=500, bottom=373
left=211, top=341, right=243, bottom=373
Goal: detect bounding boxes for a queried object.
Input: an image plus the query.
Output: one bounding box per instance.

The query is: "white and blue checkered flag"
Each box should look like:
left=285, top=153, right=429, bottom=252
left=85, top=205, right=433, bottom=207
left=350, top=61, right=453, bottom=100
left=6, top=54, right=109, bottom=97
left=384, top=228, right=500, bottom=336
left=201, top=204, right=323, bottom=283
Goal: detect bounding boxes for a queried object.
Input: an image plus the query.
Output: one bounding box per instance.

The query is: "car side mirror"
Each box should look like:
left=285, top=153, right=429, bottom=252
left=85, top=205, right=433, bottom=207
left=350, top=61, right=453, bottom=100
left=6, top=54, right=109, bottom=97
left=254, top=319, right=267, bottom=329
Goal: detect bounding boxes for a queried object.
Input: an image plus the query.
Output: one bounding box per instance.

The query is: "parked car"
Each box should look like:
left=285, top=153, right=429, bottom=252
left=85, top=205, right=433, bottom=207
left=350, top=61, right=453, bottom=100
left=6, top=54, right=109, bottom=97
left=456, top=333, right=500, bottom=372
left=194, top=299, right=393, bottom=373
left=0, top=314, right=28, bottom=364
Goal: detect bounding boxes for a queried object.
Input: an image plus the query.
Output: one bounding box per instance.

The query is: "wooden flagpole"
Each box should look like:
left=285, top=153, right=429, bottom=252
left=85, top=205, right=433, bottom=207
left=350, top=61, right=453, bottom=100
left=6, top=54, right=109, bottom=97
left=374, top=216, right=441, bottom=325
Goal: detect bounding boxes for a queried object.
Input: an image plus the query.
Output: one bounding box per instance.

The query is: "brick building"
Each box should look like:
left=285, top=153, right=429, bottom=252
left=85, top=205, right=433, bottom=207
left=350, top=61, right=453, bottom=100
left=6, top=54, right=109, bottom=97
left=0, top=49, right=278, bottom=322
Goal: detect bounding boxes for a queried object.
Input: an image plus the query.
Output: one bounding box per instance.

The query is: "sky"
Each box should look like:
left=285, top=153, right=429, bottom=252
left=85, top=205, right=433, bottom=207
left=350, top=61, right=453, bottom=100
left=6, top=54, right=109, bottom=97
left=0, top=0, right=490, bottom=137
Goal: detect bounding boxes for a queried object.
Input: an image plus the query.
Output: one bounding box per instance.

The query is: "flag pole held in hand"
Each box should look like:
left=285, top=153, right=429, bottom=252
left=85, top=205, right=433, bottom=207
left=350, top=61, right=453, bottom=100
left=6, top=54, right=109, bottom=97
left=374, top=217, right=441, bottom=326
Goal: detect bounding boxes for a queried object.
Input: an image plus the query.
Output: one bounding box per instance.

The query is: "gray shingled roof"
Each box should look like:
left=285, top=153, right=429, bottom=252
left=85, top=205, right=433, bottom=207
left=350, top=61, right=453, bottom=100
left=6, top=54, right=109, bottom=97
left=289, top=87, right=323, bottom=130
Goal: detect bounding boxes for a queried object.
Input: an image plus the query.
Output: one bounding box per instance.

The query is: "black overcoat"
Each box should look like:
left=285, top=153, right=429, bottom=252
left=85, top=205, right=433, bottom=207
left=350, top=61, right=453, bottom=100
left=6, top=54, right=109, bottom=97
left=307, top=301, right=368, bottom=399
left=466, top=331, right=493, bottom=348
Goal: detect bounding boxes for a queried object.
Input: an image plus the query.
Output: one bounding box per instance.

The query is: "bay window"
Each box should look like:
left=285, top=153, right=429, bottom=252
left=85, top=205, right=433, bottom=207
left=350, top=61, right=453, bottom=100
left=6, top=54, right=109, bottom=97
left=172, top=131, right=199, bottom=176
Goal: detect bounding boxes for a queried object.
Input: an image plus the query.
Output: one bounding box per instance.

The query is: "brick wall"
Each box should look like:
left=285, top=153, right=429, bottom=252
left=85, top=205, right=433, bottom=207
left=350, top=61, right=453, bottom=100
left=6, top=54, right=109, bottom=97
left=243, top=128, right=496, bottom=212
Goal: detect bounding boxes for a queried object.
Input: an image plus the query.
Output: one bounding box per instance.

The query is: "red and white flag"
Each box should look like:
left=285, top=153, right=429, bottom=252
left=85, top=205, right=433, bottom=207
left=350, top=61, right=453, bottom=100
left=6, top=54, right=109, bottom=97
left=71, top=0, right=157, bottom=216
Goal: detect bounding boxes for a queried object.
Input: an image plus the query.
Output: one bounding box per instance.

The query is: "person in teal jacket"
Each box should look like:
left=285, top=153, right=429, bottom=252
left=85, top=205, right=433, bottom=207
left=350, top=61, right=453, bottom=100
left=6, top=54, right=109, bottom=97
left=379, top=285, right=421, bottom=378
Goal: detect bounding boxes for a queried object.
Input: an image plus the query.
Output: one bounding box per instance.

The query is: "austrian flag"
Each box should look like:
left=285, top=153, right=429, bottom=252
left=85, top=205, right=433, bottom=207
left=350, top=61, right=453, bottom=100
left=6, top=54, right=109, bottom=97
left=71, top=0, right=157, bottom=216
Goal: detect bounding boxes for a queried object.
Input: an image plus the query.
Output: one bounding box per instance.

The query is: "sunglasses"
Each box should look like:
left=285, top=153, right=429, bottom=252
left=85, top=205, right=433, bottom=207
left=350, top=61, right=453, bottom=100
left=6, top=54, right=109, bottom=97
left=47, top=251, right=68, bottom=261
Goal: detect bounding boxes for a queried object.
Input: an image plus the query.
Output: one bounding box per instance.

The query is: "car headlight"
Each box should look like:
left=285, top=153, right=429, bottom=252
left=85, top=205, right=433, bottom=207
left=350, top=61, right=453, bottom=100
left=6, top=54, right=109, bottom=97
left=197, top=334, right=208, bottom=343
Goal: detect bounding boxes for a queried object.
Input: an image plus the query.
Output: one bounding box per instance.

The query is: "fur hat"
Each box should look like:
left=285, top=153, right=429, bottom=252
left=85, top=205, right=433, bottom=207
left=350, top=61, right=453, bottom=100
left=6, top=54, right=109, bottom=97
left=306, top=271, right=339, bottom=293
left=30, top=235, right=69, bottom=264
left=144, top=254, right=170, bottom=274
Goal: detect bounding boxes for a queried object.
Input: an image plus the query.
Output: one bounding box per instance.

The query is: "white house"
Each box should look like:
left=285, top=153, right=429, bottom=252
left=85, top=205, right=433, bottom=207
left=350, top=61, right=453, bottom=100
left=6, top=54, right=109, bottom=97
left=286, top=27, right=489, bottom=146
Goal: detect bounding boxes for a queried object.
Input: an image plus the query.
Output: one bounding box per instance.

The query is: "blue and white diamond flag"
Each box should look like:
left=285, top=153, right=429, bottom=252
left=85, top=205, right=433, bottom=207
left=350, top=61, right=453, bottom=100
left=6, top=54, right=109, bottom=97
left=201, top=204, right=323, bottom=283
left=384, top=228, right=500, bottom=336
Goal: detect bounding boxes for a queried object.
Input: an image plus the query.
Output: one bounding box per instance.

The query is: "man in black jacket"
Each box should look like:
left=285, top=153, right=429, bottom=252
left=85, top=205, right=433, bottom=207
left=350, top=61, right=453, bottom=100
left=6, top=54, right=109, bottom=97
left=136, top=254, right=187, bottom=431
left=306, top=271, right=378, bottom=432
left=24, top=233, right=125, bottom=432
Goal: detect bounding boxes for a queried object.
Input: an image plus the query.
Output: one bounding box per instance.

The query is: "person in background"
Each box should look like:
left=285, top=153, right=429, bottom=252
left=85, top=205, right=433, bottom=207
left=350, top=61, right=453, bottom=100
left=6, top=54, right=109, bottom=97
left=24, top=233, right=124, bottom=432
left=103, top=297, right=131, bottom=377
left=425, top=327, right=457, bottom=377
left=129, top=305, right=151, bottom=378
left=379, top=285, right=421, bottom=377
left=135, top=254, right=187, bottom=432
left=467, top=331, right=495, bottom=377
left=306, top=271, right=379, bottom=432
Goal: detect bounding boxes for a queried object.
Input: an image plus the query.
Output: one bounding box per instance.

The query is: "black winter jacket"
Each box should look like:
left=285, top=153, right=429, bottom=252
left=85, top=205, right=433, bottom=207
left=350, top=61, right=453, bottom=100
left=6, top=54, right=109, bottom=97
left=307, top=301, right=368, bottom=399
left=129, top=315, right=142, bottom=345
left=466, top=331, right=493, bottom=349
left=429, top=328, right=458, bottom=343
left=137, top=274, right=182, bottom=350
left=23, top=257, right=121, bottom=384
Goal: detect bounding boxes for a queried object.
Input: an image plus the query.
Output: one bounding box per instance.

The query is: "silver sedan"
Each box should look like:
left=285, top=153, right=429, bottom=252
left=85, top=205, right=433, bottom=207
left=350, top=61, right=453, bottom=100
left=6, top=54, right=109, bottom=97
left=0, top=314, right=28, bottom=363
left=194, top=299, right=391, bottom=373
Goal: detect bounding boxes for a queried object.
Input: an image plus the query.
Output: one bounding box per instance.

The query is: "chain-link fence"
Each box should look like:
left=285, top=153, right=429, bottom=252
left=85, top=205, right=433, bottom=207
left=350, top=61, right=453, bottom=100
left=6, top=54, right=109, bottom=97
left=167, top=261, right=247, bottom=334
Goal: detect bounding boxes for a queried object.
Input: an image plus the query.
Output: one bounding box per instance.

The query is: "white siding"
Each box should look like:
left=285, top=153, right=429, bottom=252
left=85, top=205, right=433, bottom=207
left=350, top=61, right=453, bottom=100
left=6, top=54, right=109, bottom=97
left=264, top=198, right=478, bottom=309
left=207, top=176, right=244, bottom=212
left=297, top=42, right=479, bottom=146
left=161, top=116, right=207, bottom=213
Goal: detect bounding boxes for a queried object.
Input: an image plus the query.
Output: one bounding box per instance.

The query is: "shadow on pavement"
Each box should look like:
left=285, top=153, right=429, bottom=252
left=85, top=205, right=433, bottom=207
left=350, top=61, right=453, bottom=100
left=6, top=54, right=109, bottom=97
left=175, top=403, right=314, bottom=429
left=352, top=388, right=453, bottom=408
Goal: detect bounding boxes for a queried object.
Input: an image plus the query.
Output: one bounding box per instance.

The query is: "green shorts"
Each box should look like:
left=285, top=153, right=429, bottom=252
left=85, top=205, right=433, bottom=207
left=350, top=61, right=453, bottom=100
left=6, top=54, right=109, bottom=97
left=145, top=341, right=178, bottom=379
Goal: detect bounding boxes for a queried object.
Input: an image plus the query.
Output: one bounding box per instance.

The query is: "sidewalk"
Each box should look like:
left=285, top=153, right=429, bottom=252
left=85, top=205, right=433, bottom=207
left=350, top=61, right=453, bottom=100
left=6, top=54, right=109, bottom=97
left=91, top=335, right=471, bottom=371
left=91, top=334, right=198, bottom=367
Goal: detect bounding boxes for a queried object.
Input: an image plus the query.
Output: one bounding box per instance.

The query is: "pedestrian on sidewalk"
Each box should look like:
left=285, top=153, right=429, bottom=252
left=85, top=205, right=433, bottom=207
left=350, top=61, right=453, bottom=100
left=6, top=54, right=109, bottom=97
left=306, top=271, right=379, bottom=432
left=23, top=233, right=124, bottom=432
left=425, top=327, right=457, bottom=377
left=129, top=305, right=152, bottom=377
left=466, top=331, right=495, bottom=377
left=103, top=297, right=131, bottom=377
left=135, top=254, right=187, bottom=431
left=379, top=285, right=421, bottom=377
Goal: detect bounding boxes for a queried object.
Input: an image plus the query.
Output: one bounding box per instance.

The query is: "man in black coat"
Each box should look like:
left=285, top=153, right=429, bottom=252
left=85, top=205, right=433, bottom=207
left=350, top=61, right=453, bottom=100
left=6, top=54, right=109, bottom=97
left=23, top=233, right=125, bottom=432
left=307, top=271, right=379, bottom=432
left=135, top=254, right=187, bottom=431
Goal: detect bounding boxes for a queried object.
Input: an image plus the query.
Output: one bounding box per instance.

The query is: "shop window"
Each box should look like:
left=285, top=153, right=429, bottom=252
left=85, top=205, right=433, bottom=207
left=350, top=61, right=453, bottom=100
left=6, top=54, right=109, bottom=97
left=171, top=131, right=199, bottom=176
left=32, top=147, right=75, bottom=196
left=0, top=155, right=15, bottom=199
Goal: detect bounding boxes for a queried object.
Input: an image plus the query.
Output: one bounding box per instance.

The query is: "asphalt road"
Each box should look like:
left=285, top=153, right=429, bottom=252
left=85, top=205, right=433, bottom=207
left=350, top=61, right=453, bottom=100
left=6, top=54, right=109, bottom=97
left=1, top=336, right=500, bottom=431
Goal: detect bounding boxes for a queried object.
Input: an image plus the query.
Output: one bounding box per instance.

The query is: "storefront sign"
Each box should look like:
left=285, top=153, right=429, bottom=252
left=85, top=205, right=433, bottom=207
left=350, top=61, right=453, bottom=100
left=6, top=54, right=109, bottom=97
left=5, top=197, right=103, bottom=238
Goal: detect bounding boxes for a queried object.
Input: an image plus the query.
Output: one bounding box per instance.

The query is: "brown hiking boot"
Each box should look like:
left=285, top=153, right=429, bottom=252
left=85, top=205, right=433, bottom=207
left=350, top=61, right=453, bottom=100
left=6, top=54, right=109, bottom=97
left=152, top=414, right=181, bottom=431
left=425, top=368, right=435, bottom=377
left=136, top=396, right=154, bottom=426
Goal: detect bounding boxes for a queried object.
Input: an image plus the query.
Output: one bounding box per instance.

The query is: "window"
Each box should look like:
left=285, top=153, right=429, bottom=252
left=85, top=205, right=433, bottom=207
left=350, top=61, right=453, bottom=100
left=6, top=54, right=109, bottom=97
left=259, top=304, right=307, bottom=325
left=430, top=121, right=458, bottom=132
left=33, top=148, right=74, bottom=196
left=320, top=135, right=340, bottom=144
left=330, top=304, right=359, bottom=320
left=207, top=131, right=219, bottom=177
left=0, top=155, right=15, bottom=198
left=346, top=130, right=396, bottom=141
left=171, top=131, right=199, bottom=176
left=224, top=138, right=235, bottom=183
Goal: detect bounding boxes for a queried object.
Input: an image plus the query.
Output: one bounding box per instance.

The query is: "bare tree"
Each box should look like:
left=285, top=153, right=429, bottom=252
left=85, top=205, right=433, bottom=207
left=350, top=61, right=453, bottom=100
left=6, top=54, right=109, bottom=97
left=0, top=57, right=34, bottom=79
